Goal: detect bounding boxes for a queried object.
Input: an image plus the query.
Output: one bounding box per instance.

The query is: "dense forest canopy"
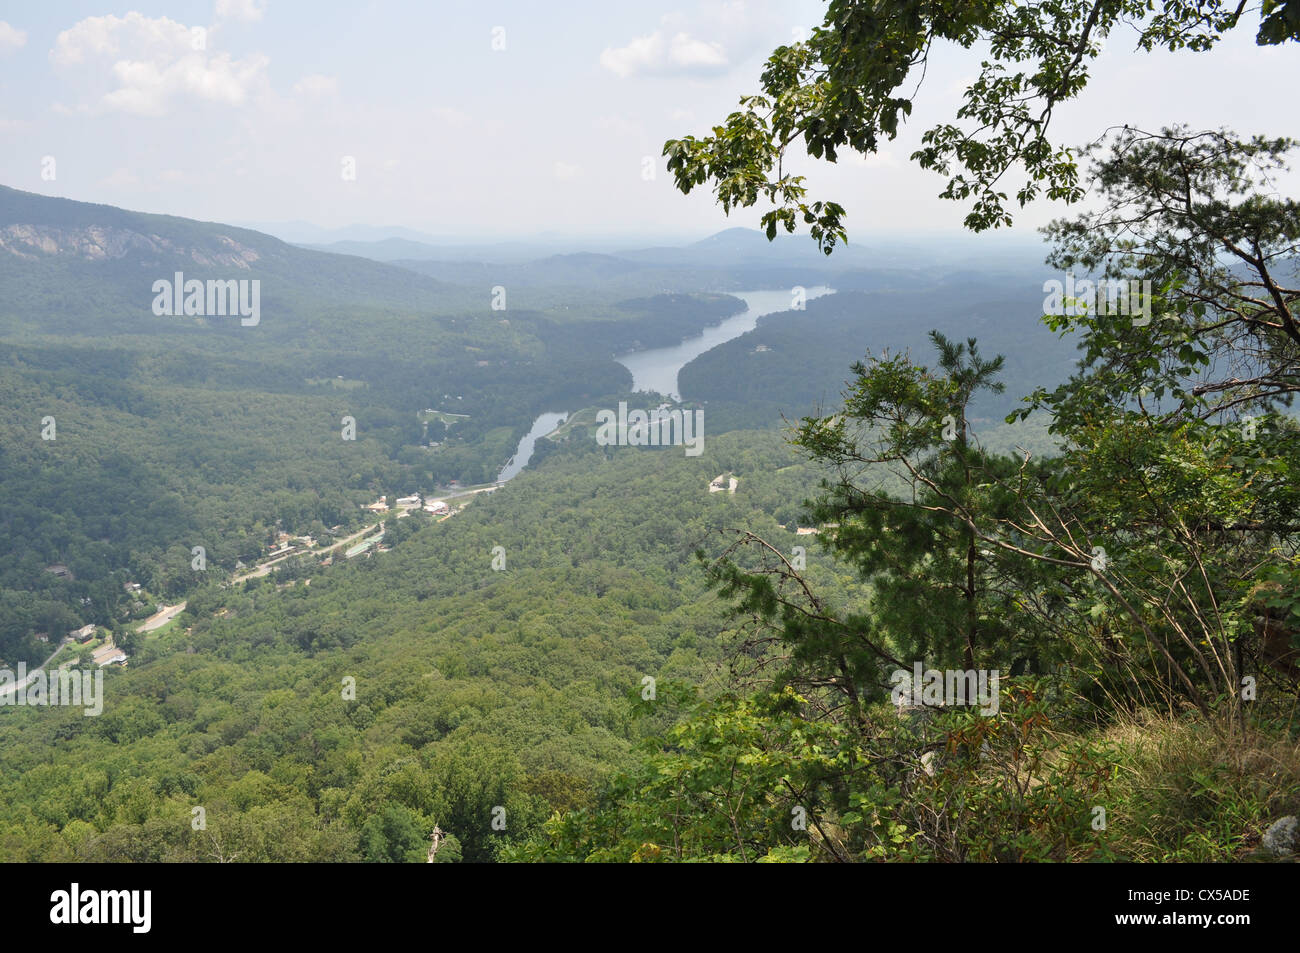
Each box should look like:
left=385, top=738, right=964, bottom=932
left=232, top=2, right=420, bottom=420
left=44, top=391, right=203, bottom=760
left=0, top=0, right=1297, bottom=869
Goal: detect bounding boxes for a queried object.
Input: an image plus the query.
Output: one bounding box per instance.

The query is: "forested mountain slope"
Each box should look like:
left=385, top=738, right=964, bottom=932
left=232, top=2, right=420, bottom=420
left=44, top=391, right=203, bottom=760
left=0, top=187, right=747, bottom=668
left=0, top=429, right=849, bottom=862
left=679, top=278, right=1078, bottom=433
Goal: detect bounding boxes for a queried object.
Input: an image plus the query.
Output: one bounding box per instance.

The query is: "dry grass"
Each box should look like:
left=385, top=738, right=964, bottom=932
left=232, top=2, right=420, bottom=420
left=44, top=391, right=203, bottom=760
left=1097, top=709, right=1300, bottom=860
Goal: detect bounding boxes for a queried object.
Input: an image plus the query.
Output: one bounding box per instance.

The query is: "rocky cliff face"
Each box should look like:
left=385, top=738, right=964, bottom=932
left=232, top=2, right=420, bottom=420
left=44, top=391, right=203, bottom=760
left=0, top=223, right=263, bottom=268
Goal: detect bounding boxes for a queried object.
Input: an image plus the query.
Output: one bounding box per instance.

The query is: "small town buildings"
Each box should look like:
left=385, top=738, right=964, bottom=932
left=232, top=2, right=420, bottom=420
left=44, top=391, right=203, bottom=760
left=71, top=624, right=96, bottom=642
left=709, top=473, right=738, bottom=495
left=345, top=536, right=384, bottom=559
left=394, top=495, right=421, bottom=507
left=92, top=643, right=127, bottom=667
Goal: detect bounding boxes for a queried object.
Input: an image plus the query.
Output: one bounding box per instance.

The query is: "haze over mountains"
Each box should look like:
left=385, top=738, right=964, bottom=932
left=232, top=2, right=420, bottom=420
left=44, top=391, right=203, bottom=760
left=295, top=223, right=1050, bottom=272
left=1, top=182, right=1074, bottom=429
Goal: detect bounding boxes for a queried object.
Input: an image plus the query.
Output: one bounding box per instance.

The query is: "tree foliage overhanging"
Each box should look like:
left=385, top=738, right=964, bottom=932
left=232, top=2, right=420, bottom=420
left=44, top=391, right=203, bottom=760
left=664, top=0, right=1300, bottom=243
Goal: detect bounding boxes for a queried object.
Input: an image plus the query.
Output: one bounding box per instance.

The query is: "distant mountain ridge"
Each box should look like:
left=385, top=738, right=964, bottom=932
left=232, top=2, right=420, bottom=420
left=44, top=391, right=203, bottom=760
left=303, top=225, right=882, bottom=269
left=0, top=184, right=457, bottom=339
left=0, top=184, right=286, bottom=269
left=300, top=224, right=1051, bottom=282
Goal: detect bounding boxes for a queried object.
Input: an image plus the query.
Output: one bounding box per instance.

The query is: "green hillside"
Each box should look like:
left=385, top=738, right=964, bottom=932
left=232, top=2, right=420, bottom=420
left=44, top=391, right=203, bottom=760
left=0, top=429, right=846, bottom=862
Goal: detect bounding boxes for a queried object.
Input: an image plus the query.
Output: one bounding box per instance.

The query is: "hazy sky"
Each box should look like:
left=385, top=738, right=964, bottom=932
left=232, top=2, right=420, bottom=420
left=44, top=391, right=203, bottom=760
left=1, top=1, right=1296, bottom=243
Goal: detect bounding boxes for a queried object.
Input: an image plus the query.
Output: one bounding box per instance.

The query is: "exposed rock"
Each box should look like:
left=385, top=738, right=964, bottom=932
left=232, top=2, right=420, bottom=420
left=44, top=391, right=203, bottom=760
left=1261, top=815, right=1299, bottom=856
left=0, top=224, right=261, bottom=268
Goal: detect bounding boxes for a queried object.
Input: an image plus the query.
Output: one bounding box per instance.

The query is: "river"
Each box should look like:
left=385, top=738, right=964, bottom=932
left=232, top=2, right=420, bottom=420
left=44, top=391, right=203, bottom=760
left=614, top=286, right=833, bottom=399
left=496, top=411, right=568, bottom=483
left=497, top=286, right=833, bottom=481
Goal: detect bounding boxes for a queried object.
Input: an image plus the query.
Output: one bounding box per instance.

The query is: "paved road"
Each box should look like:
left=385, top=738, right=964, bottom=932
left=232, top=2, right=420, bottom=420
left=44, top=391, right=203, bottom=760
left=137, top=602, right=187, bottom=632
left=0, top=641, right=64, bottom=697
left=227, top=487, right=492, bottom=585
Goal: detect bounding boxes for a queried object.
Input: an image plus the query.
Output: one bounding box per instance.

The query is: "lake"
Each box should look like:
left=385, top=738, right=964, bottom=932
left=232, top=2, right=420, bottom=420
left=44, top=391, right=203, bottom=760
left=614, top=286, right=833, bottom=399
left=498, top=286, right=834, bottom=481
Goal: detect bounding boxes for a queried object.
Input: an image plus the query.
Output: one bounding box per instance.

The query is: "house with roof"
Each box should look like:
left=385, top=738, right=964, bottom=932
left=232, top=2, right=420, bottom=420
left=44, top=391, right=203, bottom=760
left=93, top=643, right=127, bottom=667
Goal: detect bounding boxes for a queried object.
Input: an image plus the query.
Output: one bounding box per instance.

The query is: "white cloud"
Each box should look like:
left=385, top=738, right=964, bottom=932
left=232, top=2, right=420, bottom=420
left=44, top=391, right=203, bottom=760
left=668, top=32, right=726, bottom=70
left=0, top=21, right=27, bottom=54
left=553, top=161, right=581, bottom=181
left=215, top=0, right=265, bottom=23
left=52, top=13, right=188, bottom=66
left=600, top=32, right=664, bottom=78
left=293, top=73, right=338, bottom=96
left=600, top=29, right=728, bottom=78
left=50, top=13, right=269, bottom=116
